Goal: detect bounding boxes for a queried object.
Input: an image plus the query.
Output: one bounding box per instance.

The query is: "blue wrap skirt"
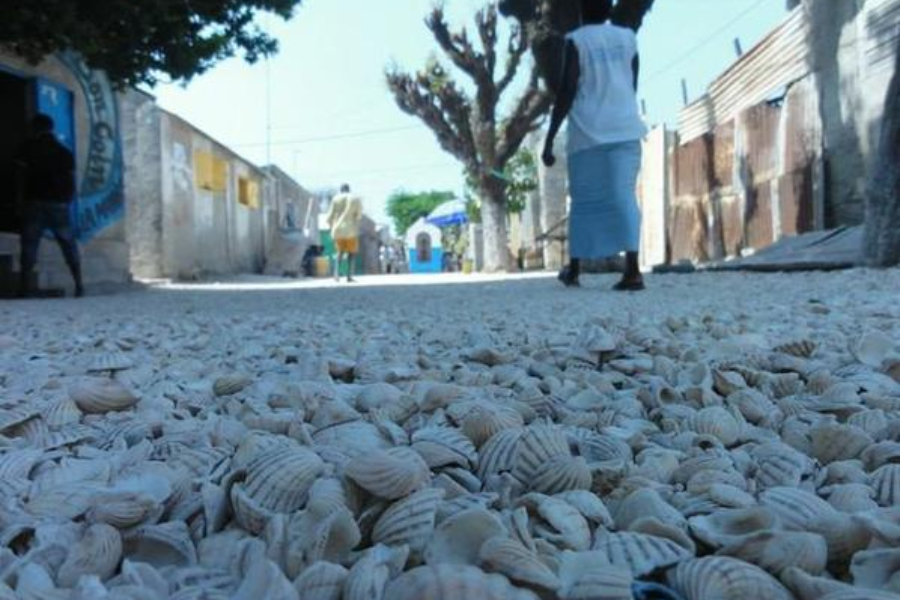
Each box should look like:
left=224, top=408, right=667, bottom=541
left=567, top=140, right=642, bottom=259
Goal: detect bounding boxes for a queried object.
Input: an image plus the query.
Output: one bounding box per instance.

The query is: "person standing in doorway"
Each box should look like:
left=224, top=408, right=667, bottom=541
left=541, top=0, right=648, bottom=290
left=15, top=114, right=83, bottom=298
left=327, top=184, right=363, bottom=283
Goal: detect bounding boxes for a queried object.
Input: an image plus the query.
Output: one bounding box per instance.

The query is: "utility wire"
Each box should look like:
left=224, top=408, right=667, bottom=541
left=233, top=124, right=425, bottom=148
left=643, top=0, right=778, bottom=85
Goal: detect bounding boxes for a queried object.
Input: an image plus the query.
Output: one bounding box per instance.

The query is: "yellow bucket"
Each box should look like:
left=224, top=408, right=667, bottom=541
left=313, top=256, right=331, bottom=278
left=462, top=259, right=474, bottom=274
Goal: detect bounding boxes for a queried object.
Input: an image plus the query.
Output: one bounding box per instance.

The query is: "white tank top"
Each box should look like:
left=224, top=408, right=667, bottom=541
left=566, top=23, right=648, bottom=155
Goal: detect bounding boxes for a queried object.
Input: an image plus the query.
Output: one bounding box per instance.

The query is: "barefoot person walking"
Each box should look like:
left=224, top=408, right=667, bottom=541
left=542, top=0, right=647, bottom=290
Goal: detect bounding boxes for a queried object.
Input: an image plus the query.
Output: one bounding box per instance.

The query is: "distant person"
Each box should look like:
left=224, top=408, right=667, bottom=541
left=14, top=114, right=83, bottom=298
left=326, top=184, right=363, bottom=283
left=541, top=0, right=647, bottom=290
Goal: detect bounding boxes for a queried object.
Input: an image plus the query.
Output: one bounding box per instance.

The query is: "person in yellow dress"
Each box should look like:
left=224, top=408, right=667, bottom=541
left=327, top=184, right=364, bottom=282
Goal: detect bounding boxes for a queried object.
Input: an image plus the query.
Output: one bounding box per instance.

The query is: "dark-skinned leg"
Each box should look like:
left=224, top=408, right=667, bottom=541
left=613, top=251, right=645, bottom=291
left=558, top=258, right=581, bottom=287
left=347, top=253, right=355, bottom=282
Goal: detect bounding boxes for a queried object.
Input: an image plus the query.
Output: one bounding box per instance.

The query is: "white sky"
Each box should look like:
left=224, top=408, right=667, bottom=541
left=153, top=0, right=788, bottom=230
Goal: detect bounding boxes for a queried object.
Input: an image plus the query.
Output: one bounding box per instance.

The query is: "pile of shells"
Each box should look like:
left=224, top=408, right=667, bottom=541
left=0, top=294, right=898, bottom=600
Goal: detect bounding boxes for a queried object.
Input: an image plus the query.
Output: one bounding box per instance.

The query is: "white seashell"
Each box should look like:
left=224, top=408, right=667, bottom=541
left=344, top=544, right=409, bottom=600
left=212, top=374, right=252, bottom=397
left=280, top=506, right=361, bottom=578
left=706, top=484, right=756, bottom=509
left=231, top=446, right=324, bottom=534
left=752, top=442, right=815, bottom=489
left=775, top=340, right=818, bottom=358
left=555, top=491, right=614, bottom=527
left=577, top=325, right=617, bottom=354
left=384, top=564, right=540, bottom=600
left=425, top=508, right=506, bottom=566
left=512, top=425, right=571, bottom=484
left=122, top=522, right=197, bottom=568
left=410, top=427, right=476, bottom=470
left=668, top=556, right=793, bottom=600
left=519, top=493, right=591, bottom=551
left=758, top=487, right=836, bottom=531
left=851, top=331, right=894, bottom=368
left=69, top=377, right=139, bottom=413
left=871, top=464, right=900, bottom=507
left=712, top=370, right=747, bottom=396
left=557, top=550, right=633, bottom=600
left=810, top=422, right=873, bottom=464
left=86, top=492, right=159, bottom=529
left=87, top=350, right=134, bottom=373
left=613, top=488, right=686, bottom=531
left=372, top=488, right=444, bottom=558
left=861, top=441, right=900, bottom=471
left=43, top=398, right=83, bottom=428
left=529, top=454, right=592, bottom=495
left=591, top=530, right=692, bottom=576
left=716, top=530, right=827, bottom=576
left=823, top=484, right=879, bottom=513
left=479, top=536, right=560, bottom=590
left=57, top=523, right=123, bottom=587
left=344, top=446, right=431, bottom=500
left=689, top=507, right=780, bottom=548
left=292, top=561, right=347, bottom=600
left=848, top=409, right=890, bottom=437
left=231, top=557, right=297, bottom=600
left=460, top=404, right=524, bottom=448
left=850, top=548, right=900, bottom=594
left=476, top=428, right=522, bottom=480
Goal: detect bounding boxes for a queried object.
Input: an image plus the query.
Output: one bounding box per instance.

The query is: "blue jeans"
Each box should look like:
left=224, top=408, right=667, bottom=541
left=20, top=202, right=82, bottom=290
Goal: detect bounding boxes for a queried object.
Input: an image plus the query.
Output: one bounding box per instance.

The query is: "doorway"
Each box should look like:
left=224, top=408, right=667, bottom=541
left=0, top=70, right=29, bottom=233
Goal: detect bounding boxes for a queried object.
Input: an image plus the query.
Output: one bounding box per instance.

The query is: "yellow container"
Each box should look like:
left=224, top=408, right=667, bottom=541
left=462, top=259, right=474, bottom=274
left=313, top=256, right=331, bottom=278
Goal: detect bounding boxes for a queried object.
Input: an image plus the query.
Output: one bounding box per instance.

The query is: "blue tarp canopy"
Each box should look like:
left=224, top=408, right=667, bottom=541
left=426, top=199, right=468, bottom=228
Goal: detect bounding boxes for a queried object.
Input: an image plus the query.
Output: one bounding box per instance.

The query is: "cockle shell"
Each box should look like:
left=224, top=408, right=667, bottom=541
left=613, top=488, right=685, bottom=531
left=555, top=551, right=633, bottom=600
left=372, top=488, right=444, bottom=558
left=850, top=548, right=900, bottom=594
left=668, top=556, right=794, bottom=600
left=775, top=340, right=818, bottom=358
left=591, top=531, right=692, bottom=576
left=476, top=429, right=522, bottom=480
left=123, top=522, right=197, bottom=568
left=752, top=442, right=815, bottom=489
left=759, top=487, right=836, bottom=531
left=478, top=536, right=560, bottom=590
left=292, top=561, right=347, bottom=600
left=212, top=374, right=252, bottom=397
left=57, top=524, right=123, bottom=587
left=87, top=350, right=134, bottom=373
left=871, top=464, right=900, bottom=507
left=86, top=492, right=159, bottom=529
left=717, top=530, right=827, bottom=576
left=344, top=447, right=431, bottom=500
left=555, top=491, right=614, bottom=527
left=851, top=331, right=894, bottom=368
left=425, top=508, right=506, bottom=566
left=810, top=423, right=873, bottom=464
left=230, top=446, right=324, bottom=534
left=519, top=494, right=591, bottom=551
left=43, top=398, right=83, bottom=428
left=69, top=378, right=139, bottom=413
left=460, top=404, right=524, bottom=448
left=689, top=507, right=780, bottom=548
left=384, top=564, right=540, bottom=600
left=410, top=427, right=476, bottom=470
left=511, top=425, right=571, bottom=484
left=528, top=454, right=592, bottom=495
left=344, top=544, right=409, bottom=600
left=823, top=484, right=879, bottom=513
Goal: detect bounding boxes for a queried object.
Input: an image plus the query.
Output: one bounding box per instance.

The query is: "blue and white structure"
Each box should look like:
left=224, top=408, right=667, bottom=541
left=405, top=217, right=443, bottom=274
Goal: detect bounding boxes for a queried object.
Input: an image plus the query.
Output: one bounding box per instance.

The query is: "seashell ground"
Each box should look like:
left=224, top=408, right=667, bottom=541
left=0, top=270, right=898, bottom=599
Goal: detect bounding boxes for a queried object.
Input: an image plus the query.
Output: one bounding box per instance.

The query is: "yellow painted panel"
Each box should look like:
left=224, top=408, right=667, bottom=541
left=193, top=151, right=214, bottom=190
left=238, top=177, right=260, bottom=209
left=211, top=158, right=228, bottom=192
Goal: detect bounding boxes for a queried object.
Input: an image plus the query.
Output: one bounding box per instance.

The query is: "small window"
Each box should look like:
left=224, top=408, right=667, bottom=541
left=416, top=232, right=432, bottom=263
left=194, top=151, right=228, bottom=192
left=238, top=177, right=260, bottom=209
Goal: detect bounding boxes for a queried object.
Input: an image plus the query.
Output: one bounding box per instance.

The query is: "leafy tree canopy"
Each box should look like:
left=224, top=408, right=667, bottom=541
left=387, top=190, right=456, bottom=236
left=0, top=0, right=301, bottom=85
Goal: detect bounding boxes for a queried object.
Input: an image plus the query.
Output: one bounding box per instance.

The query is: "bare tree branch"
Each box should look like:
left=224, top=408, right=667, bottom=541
left=497, top=67, right=552, bottom=165
left=426, top=6, right=483, bottom=81
left=497, top=24, right=528, bottom=96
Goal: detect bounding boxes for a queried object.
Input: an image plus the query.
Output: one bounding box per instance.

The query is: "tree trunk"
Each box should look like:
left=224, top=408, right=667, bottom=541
left=479, top=180, right=510, bottom=272
left=864, top=39, right=900, bottom=267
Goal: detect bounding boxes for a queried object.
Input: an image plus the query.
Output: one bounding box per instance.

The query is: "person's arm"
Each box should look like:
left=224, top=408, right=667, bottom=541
left=542, top=40, right=580, bottom=168
left=632, top=52, right=640, bottom=92
left=13, top=145, right=28, bottom=207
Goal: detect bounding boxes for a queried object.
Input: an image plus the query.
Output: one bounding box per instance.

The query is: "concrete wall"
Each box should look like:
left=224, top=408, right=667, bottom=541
left=637, top=126, right=674, bottom=269
left=0, top=51, right=131, bottom=290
